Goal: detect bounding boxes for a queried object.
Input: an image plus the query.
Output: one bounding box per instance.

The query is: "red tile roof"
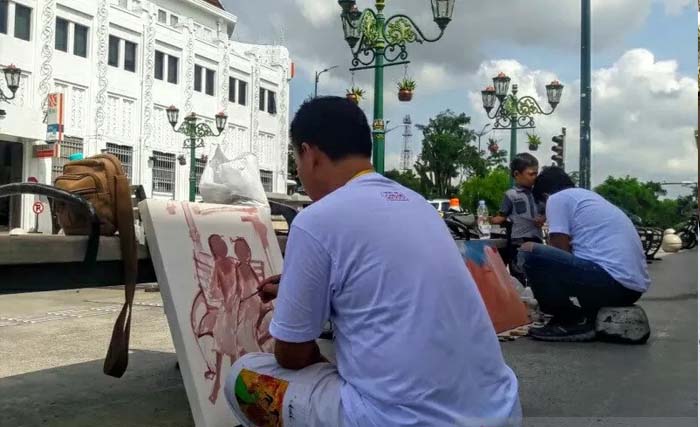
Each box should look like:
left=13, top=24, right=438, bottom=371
left=203, top=0, right=224, bottom=9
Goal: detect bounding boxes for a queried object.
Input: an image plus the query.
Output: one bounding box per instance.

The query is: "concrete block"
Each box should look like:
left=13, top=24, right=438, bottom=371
left=595, top=305, right=650, bottom=344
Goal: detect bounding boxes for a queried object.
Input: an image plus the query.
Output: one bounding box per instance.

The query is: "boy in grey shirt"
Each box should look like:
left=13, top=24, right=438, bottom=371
left=491, top=153, right=544, bottom=285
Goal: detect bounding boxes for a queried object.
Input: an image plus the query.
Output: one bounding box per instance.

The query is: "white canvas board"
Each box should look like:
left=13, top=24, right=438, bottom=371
left=141, top=200, right=283, bottom=427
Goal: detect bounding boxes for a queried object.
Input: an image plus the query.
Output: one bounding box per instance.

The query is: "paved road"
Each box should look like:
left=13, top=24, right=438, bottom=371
left=504, top=248, right=698, bottom=426
left=0, top=250, right=696, bottom=426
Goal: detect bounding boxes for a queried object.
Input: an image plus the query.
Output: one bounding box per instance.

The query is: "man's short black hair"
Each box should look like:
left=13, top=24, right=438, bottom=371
left=289, top=96, right=372, bottom=161
left=533, top=166, right=576, bottom=202
left=510, top=153, right=539, bottom=177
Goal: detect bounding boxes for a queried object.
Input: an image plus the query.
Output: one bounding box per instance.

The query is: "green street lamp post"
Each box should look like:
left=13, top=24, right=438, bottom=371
left=338, top=0, right=455, bottom=174
left=165, top=106, right=227, bottom=202
left=481, top=73, right=564, bottom=185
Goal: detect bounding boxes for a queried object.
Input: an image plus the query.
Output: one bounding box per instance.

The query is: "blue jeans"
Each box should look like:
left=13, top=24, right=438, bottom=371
left=517, top=244, right=641, bottom=322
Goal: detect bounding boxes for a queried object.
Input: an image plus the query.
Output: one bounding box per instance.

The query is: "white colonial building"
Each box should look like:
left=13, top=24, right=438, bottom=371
left=0, top=0, right=293, bottom=231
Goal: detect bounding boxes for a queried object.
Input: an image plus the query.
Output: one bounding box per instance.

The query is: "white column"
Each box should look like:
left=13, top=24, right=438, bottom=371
left=36, top=0, right=56, bottom=114
left=7, top=2, right=15, bottom=37
left=92, top=0, right=110, bottom=154
left=183, top=18, right=195, bottom=115
left=138, top=3, right=156, bottom=190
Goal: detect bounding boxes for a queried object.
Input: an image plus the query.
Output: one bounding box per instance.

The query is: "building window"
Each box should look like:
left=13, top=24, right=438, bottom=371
left=167, top=55, right=178, bottom=84
left=55, top=18, right=68, bottom=51
left=228, top=77, right=236, bottom=103
left=195, top=66, right=214, bottom=95
left=259, top=88, right=265, bottom=111
left=228, top=78, right=248, bottom=106
left=52, top=137, right=84, bottom=182
left=73, top=24, right=88, bottom=57
left=124, top=40, right=136, bottom=72
left=156, top=51, right=178, bottom=84
left=170, top=15, right=179, bottom=27
left=57, top=19, right=88, bottom=57
left=205, top=68, right=215, bottom=96
left=108, top=35, right=119, bottom=67
left=194, top=65, right=202, bottom=92
left=267, top=90, right=277, bottom=114
left=106, top=143, right=133, bottom=179
left=0, top=0, right=7, bottom=34
left=154, top=51, right=164, bottom=80
left=194, top=157, right=206, bottom=196
left=238, top=80, right=247, bottom=106
left=152, top=151, right=176, bottom=198
left=157, top=9, right=166, bottom=24
left=14, top=4, right=31, bottom=41
left=259, top=170, right=273, bottom=193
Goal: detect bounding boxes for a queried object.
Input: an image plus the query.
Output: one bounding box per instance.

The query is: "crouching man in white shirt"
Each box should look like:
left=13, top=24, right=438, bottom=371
left=519, top=167, right=650, bottom=342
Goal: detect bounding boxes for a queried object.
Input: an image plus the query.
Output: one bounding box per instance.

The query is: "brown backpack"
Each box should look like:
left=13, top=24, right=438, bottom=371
left=54, top=153, right=138, bottom=378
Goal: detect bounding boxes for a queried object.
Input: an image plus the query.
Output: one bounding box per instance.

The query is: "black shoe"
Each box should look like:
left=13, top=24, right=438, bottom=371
left=529, top=317, right=596, bottom=342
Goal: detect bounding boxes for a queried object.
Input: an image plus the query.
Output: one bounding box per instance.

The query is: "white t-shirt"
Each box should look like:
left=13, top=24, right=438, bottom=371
left=270, top=173, right=520, bottom=427
left=546, top=188, right=651, bottom=292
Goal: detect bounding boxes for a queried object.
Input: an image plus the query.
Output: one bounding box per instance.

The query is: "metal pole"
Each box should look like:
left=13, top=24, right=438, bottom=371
left=314, top=71, right=319, bottom=98
left=561, top=127, right=567, bottom=172
left=510, top=109, right=517, bottom=187
left=189, top=137, right=197, bottom=202
left=373, top=2, right=386, bottom=174
left=580, top=0, right=592, bottom=189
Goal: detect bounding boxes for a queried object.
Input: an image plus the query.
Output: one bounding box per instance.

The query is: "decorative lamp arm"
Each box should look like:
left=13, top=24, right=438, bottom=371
left=516, top=96, right=557, bottom=116
left=383, top=14, right=445, bottom=44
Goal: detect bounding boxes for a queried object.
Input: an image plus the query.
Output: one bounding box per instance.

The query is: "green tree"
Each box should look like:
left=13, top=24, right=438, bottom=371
left=385, top=169, right=422, bottom=194
left=594, top=176, right=693, bottom=228
left=459, top=167, right=510, bottom=214
left=414, top=110, right=485, bottom=198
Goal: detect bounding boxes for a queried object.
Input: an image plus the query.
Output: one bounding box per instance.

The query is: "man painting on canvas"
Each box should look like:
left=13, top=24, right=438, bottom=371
left=223, top=97, right=521, bottom=426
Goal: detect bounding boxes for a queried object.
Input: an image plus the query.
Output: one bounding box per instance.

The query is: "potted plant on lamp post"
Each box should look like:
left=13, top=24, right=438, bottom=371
left=397, top=78, right=416, bottom=102
left=526, top=133, right=542, bottom=151
left=346, top=86, right=365, bottom=104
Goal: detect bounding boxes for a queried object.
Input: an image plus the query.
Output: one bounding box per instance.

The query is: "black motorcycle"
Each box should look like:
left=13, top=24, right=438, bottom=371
left=676, top=213, right=698, bottom=250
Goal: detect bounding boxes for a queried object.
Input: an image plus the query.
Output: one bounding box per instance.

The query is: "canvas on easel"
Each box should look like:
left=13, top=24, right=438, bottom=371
left=141, top=199, right=283, bottom=427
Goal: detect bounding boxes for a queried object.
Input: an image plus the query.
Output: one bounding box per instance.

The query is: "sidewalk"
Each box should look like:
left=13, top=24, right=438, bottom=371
left=0, top=250, right=696, bottom=426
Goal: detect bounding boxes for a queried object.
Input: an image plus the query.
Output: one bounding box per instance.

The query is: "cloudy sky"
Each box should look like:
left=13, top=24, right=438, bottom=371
left=222, top=0, right=698, bottom=197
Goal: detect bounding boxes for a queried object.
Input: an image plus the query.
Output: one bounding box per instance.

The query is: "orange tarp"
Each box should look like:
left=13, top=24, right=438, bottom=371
left=461, top=240, right=530, bottom=333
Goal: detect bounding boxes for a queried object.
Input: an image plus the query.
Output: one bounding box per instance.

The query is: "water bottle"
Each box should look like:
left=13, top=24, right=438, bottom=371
left=477, top=200, right=491, bottom=239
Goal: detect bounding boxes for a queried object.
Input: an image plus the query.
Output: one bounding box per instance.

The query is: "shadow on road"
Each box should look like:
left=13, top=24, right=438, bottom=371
left=0, top=349, right=193, bottom=427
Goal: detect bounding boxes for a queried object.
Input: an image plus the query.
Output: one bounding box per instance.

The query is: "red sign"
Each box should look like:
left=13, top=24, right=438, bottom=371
left=32, top=202, right=44, bottom=215
left=33, top=143, right=59, bottom=158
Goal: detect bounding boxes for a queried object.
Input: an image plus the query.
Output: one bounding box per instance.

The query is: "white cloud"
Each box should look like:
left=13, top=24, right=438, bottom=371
left=654, top=0, right=693, bottom=15
left=223, top=0, right=696, bottom=190
left=466, top=49, right=697, bottom=187
left=294, top=0, right=338, bottom=28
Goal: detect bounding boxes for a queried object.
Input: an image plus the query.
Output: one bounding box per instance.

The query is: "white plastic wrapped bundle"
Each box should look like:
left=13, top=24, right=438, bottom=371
left=199, top=145, right=269, bottom=207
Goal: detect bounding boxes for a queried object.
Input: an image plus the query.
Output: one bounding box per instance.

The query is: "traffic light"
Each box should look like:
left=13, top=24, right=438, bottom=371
left=551, top=127, right=566, bottom=169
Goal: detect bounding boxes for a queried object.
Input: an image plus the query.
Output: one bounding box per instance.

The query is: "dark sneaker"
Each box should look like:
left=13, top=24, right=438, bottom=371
left=530, top=314, right=557, bottom=330
left=529, top=318, right=596, bottom=342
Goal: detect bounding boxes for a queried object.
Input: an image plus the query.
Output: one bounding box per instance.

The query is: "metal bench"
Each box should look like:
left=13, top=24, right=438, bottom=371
left=636, top=226, right=663, bottom=263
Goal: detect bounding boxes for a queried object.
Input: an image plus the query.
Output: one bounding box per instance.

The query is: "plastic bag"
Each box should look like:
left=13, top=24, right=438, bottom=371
left=199, top=145, right=269, bottom=207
